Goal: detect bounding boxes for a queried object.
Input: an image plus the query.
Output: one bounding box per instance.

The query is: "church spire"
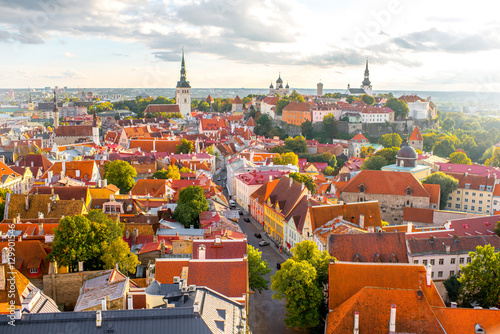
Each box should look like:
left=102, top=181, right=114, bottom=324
left=93, top=109, right=97, bottom=127
left=176, top=48, right=191, bottom=88
left=362, top=58, right=371, bottom=87
left=53, top=89, right=59, bottom=128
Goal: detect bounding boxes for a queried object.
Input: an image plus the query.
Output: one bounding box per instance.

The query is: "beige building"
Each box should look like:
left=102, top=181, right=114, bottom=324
left=444, top=172, right=495, bottom=214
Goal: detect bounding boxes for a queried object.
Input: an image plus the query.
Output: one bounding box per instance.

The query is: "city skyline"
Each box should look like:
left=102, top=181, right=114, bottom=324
left=0, top=0, right=499, bottom=92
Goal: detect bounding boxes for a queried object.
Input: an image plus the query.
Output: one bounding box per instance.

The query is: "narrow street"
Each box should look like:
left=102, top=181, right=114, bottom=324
left=214, top=170, right=298, bottom=334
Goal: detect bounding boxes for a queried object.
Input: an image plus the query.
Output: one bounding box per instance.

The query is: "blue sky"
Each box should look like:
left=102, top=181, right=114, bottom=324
left=0, top=0, right=499, bottom=91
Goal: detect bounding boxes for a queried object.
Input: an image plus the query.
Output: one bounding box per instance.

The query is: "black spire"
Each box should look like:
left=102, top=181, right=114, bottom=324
left=53, top=90, right=59, bottom=112
left=93, top=109, right=97, bottom=127
left=362, top=58, right=371, bottom=87
left=176, top=48, right=191, bottom=88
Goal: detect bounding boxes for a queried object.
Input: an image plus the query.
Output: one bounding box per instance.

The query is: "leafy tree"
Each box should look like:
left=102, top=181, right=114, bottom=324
left=423, top=133, right=442, bottom=152
left=361, top=94, right=375, bottom=105
left=271, top=241, right=331, bottom=331
left=449, top=151, right=472, bottom=165
left=49, top=215, right=108, bottom=272
left=322, top=114, right=338, bottom=140
left=360, top=155, right=388, bottom=170
left=301, top=120, right=314, bottom=139
left=442, top=118, right=455, bottom=132
left=458, top=244, right=500, bottom=308
left=153, top=165, right=180, bottom=180
left=172, top=186, right=208, bottom=228
left=485, top=147, right=500, bottom=167
left=274, top=152, right=299, bottom=166
left=0, top=189, right=11, bottom=219
left=323, top=166, right=335, bottom=176
left=289, top=172, right=316, bottom=193
left=197, top=101, right=210, bottom=112
left=275, top=99, right=290, bottom=116
left=379, top=133, right=402, bottom=148
left=104, top=160, right=137, bottom=194
left=346, top=95, right=355, bottom=104
left=176, top=138, right=194, bottom=154
left=374, top=147, right=399, bottom=165
left=86, top=210, right=123, bottom=244
left=179, top=167, right=191, bottom=173
left=422, top=172, right=459, bottom=210
left=443, top=275, right=461, bottom=303
left=433, top=139, right=456, bottom=158
left=248, top=245, right=272, bottom=293
left=385, top=97, right=409, bottom=119
left=495, top=221, right=500, bottom=237
left=359, top=146, right=375, bottom=158
left=284, top=136, right=308, bottom=153
left=328, top=155, right=337, bottom=168
left=101, top=238, right=140, bottom=274
left=336, top=157, right=344, bottom=168
left=206, top=145, right=215, bottom=155
left=289, top=90, right=305, bottom=102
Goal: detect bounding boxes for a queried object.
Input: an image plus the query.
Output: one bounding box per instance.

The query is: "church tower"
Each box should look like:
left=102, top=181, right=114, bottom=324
left=361, top=59, right=373, bottom=96
left=175, top=49, right=191, bottom=119
left=52, top=90, right=59, bottom=128
left=92, top=109, right=100, bottom=145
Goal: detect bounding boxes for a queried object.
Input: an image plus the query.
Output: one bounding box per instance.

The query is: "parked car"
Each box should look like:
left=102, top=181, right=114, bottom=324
left=244, top=218, right=250, bottom=222
left=259, top=240, right=270, bottom=246
left=254, top=232, right=262, bottom=238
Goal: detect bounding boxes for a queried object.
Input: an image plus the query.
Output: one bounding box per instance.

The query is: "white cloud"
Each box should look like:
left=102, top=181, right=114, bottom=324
left=64, top=52, right=77, bottom=58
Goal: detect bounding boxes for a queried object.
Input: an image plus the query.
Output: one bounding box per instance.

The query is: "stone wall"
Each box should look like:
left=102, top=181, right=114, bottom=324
left=362, top=118, right=439, bottom=139
left=272, top=119, right=302, bottom=137
left=43, top=270, right=107, bottom=311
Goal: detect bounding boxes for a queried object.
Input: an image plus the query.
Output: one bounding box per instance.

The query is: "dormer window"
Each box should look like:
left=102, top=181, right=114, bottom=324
left=359, top=185, right=365, bottom=193
left=465, top=183, right=470, bottom=189
left=479, top=185, right=485, bottom=191
left=406, top=188, right=412, bottom=196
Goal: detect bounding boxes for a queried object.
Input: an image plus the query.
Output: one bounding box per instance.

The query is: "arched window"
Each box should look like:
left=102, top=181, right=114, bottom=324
left=359, top=185, right=365, bottom=193
left=406, top=188, right=412, bottom=196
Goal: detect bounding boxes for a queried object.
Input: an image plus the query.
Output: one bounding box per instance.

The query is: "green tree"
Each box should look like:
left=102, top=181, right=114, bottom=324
left=49, top=215, right=107, bottom=272
left=422, top=172, right=459, bottom=210
left=284, top=136, right=308, bottom=153
left=322, top=114, right=338, bottom=140
left=385, top=97, right=409, bottom=119
left=104, top=160, right=137, bottom=194
left=458, top=244, right=500, bottom=308
left=274, top=152, right=299, bottom=166
left=485, top=147, right=500, bottom=167
left=289, top=90, right=305, bottom=102
left=359, top=146, right=375, bottom=158
left=0, top=189, right=11, bottom=219
left=153, top=165, right=180, bottom=180
left=301, top=120, right=314, bottom=139
left=275, top=99, right=290, bottom=116
left=172, top=186, right=208, bottom=228
left=433, top=139, right=456, bottom=158
left=176, top=138, right=194, bottom=154
left=449, top=151, right=472, bottom=165
left=443, top=275, right=461, bottom=303
left=361, top=94, right=375, bottom=105
left=360, top=155, right=388, bottom=170
left=101, top=238, right=140, bottom=274
left=323, top=166, right=335, bottom=176
left=86, top=210, right=123, bottom=244
left=442, top=118, right=455, bottom=132
left=328, top=155, right=337, bottom=168
left=197, top=101, right=210, bottom=112
left=289, top=172, right=316, bottom=193
left=346, top=95, right=355, bottom=104
left=248, top=245, right=272, bottom=293
left=271, top=241, right=331, bottom=331
left=179, top=167, right=191, bottom=173
left=374, top=147, right=399, bottom=165
left=379, top=133, right=402, bottom=148
left=495, top=221, right=500, bottom=237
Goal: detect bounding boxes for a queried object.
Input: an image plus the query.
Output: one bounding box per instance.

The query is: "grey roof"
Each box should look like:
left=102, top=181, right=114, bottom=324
left=347, top=88, right=366, bottom=94
left=145, top=281, right=181, bottom=296
left=157, top=228, right=205, bottom=237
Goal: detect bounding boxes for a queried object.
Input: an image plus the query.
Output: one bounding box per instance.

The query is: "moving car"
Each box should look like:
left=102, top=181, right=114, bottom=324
left=244, top=218, right=250, bottom=222
left=254, top=232, right=262, bottom=238
left=259, top=241, right=270, bottom=246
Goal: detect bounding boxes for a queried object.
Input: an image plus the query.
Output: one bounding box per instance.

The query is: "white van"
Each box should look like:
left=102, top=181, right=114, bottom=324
left=229, top=200, right=236, bottom=207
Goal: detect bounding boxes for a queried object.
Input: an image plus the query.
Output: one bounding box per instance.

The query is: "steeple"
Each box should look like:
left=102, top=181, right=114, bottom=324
left=176, top=48, right=191, bottom=88
left=93, top=109, right=97, bottom=127
left=53, top=89, right=59, bottom=128
left=362, top=58, right=371, bottom=87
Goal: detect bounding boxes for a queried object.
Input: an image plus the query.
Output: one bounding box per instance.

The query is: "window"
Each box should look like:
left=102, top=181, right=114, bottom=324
left=455, top=204, right=460, bottom=209
left=479, top=207, right=483, bottom=212
left=430, top=259, right=435, bottom=265
left=467, top=257, right=471, bottom=263
left=423, top=260, right=428, bottom=266
left=459, top=258, right=464, bottom=264
left=472, top=199, right=476, bottom=203
left=448, top=196, right=452, bottom=200
left=359, top=185, right=365, bottom=193
left=456, top=198, right=460, bottom=201
left=414, top=260, right=419, bottom=264
left=450, top=270, right=455, bottom=276
left=438, top=271, right=443, bottom=278
left=431, top=272, right=434, bottom=278
left=451, top=258, right=456, bottom=264
left=465, top=191, right=469, bottom=195
left=447, top=203, right=451, bottom=208
left=472, top=192, right=476, bottom=196
left=439, top=259, right=444, bottom=265
left=29, top=268, right=38, bottom=274
left=457, top=190, right=461, bottom=194
left=471, top=206, right=475, bottom=211
left=464, top=199, right=468, bottom=202
left=464, top=205, right=468, bottom=210
left=406, top=188, right=412, bottom=196
left=479, top=193, right=484, bottom=197
left=479, top=200, right=483, bottom=204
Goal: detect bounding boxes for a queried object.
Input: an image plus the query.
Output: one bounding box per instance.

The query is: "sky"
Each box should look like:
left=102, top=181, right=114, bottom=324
left=0, top=0, right=499, bottom=92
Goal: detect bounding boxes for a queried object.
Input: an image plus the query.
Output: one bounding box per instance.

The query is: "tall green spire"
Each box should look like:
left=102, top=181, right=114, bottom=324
left=177, top=48, right=191, bottom=88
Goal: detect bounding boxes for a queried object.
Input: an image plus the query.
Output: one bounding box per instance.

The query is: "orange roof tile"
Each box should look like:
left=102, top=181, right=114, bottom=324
left=432, top=307, right=500, bottom=334
left=155, top=259, right=190, bottom=284
left=309, top=201, right=382, bottom=231
left=423, top=183, right=440, bottom=204
left=403, top=207, right=435, bottom=224
left=409, top=126, right=423, bottom=141
left=232, top=95, right=243, bottom=104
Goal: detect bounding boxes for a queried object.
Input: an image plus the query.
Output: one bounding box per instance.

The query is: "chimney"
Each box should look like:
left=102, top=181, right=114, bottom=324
left=14, top=308, right=22, bottom=320
left=389, top=304, right=396, bottom=333
left=367, top=226, right=375, bottom=233
left=445, top=245, right=451, bottom=254
left=160, top=240, right=165, bottom=256
left=1, top=247, right=8, bottom=264
left=127, top=295, right=133, bottom=310
left=101, top=297, right=107, bottom=311
left=198, top=244, right=206, bottom=260
left=31, top=161, right=34, bottom=168
left=407, top=222, right=413, bottom=234
left=426, top=264, right=432, bottom=286
left=78, top=261, right=84, bottom=272
left=353, top=311, right=359, bottom=334
left=125, top=230, right=130, bottom=239
left=289, top=177, right=293, bottom=187
left=451, top=302, right=457, bottom=308
left=25, top=195, right=29, bottom=210
left=153, top=235, right=158, bottom=243
left=133, top=228, right=138, bottom=245
left=96, top=310, right=102, bottom=327
left=359, top=214, right=364, bottom=229
left=47, top=203, right=51, bottom=214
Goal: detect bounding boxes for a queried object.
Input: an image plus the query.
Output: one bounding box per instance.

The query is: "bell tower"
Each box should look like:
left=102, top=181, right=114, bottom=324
left=175, top=49, right=191, bottom=119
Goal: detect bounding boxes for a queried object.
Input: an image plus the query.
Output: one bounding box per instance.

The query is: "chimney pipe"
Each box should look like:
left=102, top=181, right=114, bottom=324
left=389, top=304, right=396, bottom=333
left=426, top=264, right=432, bottom=286
left=14, top=308, right=22, bottom=320
left=160, top=240, right=165, bottom=256
left=101, top=298, right=107, bottom=311
left=407, top=222, right=413, bottom=234
left=359, top=214, right=364, bottom=229
left=127, top=295, right=133, bottom=310
left=353, top=311, right=359, bottom=334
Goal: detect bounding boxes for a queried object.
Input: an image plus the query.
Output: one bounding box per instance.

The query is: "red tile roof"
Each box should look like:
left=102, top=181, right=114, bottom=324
left=246, top=117, right=257, bottom=127
left=432, top=307, right=500, bottom=334
left=406, top=235, right=500, bottom=256
left=144, top=104, right=180, bottom=114
left=232, top=95, right=243, bottom=104
left=350, top=133, right=368, bottom=143
left=423, top=183, right=440, bottom=204
left=192, top=239, right=247, bottom=259
left=282, top=101, right=312, bottom=112
left=54, top=125, right=93, bottom=137
left=130, top=179, right=170, bottom=197
left=154, top=259, right=190, bottom=284
left=308, top=201, right=382, bottom=231
left=200, top=118, right=227, bottom=131
left=399, top=94, right=426, bottom=103
left=403, top=207, right=435, bottom=224
left=409, top=126, right=423, bottom=141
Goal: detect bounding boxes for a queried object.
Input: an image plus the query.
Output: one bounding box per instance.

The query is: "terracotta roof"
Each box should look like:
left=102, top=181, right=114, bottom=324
left=342, top=170, right=431, bottom=197
left=30, top=186, right=89, bottom=202
left=432, top=307, right=500, bottom=334
left=155, top=259, right=190, bottom=284
left=407, top=235, right=500, bottom=256
left=326, top=287, right=445, bottom=334
left=350, top=133, right=368, bottom=143
left=0, top=241, right=49, bottom=277
left=128, top=139, right=180, bottom=154
left=0, top=160, right=21, bottom=179
left=232, top=95, right=243, bottom=104
left=250, top=179, right=279, bottom=204
left=423, top=183, right=440, bottom=204
left=447, top=215, right=500, bottom=237
left=286, top=196, right=314, bottom=233
left=200, top=118, right=227, bottom=131
left=130, top=179, right=170, bottom=197
left=0, top=264, right=30, bottom=313
left=192, top=239, right=247, bottom=259
left=399, top=94, right=426, bottom=103
left=262, top=96, right=279, bottom=105
left=267, top=176, right=306, bottom=218
left=309, top=201, right=382, bottom=231
left=7, top=194, right=86, bottom=219
left=436, top=163, right=500, bottom=179
left=403, top=207, right=435, bottom=224
left=55, top=125, right=93, bottom=137
left=206, top=95, right=214, bottom=103
left=282, top=101, right=312, bottom=112
left=328, top=232, right=408, bottom=263
left=144, top=104, right=180, bottom=114
left=246, top=117, right=257, bottom=127
left=19, top=154, right=53, bottom=171
left=328, top=262, right=445, bottom=311
left=42, top=160, right=97, bottom=182
left=444, top=172, right=496, bottom=191
left=409, top=126, right=423, bottom=141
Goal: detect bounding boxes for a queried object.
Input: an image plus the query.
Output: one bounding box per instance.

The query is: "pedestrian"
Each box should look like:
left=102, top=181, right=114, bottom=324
left=279, top=246, right=282, bottom=254
left=277, top=262, right=281, bottom=270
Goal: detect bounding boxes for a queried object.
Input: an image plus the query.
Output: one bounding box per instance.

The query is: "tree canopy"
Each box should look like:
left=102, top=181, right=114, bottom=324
left=360, top=155, right=388, bottom=170
left=449, top=151, right=472, bottom=165
left=101, top=238, right=140, bottom=274
left=361, top=94, right=375, bottom=105
left=274, top=152, right=299, bottom=166
left=104, top=160, right=137, bottom=194
left=422, top=172, right=459, bottom=210
left=248, top=245, right=272, bottom=293
left=433, top=138, right=456, bottom=158
left=172, top=185, right=208, bottom=228
left=153, top=165, right=180, bottom=180
left=176, top=138, right=194, bottom=154
left=271, top=241, right=331, bottom=331
left=458, top=244, right=500, bottom=308
left=379, top=133, right=402, bottom=148
left=385, top=97, right=409, bottom=119
left=289, top=172, right=316, bottom=193
left=322, top=114, right=338, bottom=141
left=373, top=147, right=399, bottom=165
left=284, top=136, right=308, bottom=153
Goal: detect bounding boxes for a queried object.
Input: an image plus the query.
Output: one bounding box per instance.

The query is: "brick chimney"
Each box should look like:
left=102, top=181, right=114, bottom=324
left=160, top=240, right=165, bottom=256
left=426, top=264, right=432, bottom=286
left=389, top=304, right=396, bottom=333
left=25, top=195, right=29, bottom=211
left=359, top=214, right=364, bottom=229
left=353, top=311, right=359, bottom=334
